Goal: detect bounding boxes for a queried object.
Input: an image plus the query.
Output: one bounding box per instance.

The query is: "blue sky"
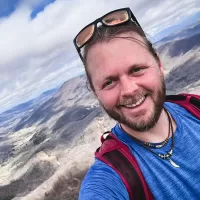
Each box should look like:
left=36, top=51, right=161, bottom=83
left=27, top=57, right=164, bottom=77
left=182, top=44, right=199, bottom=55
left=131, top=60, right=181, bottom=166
left=0, top=0, right=20, bottom=18
left=0, top=0, right=200, bottom=114
left=30, top=0, right=56, bottom=19
left=0, top=0, right=55, bottom=18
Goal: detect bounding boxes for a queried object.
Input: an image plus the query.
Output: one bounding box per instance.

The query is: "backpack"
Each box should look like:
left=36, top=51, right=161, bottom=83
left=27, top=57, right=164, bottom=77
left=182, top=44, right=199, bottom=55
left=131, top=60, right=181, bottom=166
left=95, top=94, right=200, bottom=200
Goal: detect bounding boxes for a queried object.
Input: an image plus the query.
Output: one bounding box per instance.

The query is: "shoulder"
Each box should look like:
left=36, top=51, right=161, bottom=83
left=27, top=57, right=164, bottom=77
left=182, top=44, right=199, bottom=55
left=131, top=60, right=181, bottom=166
left=165, top=102, right=195, bottom=118
left=79, top=158, right=129, bottom=200
left=165, top=102, right=185, bottom=111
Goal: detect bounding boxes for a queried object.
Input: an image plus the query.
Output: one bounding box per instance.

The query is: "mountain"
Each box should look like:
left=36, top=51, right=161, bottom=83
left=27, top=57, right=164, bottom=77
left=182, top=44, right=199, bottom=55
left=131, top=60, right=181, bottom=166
left=13, top=75, right=98, bottom=131
left=0, top=88, right=57, bottom=133
left=157, top=32, right=200, bottom=57
left=155, top=21, right=200, bottom=95
left=155, top=20, right=200, bottom=47
left=165, top=47, right=200, bottom=94
left=0, top=74, right=115, bottom=200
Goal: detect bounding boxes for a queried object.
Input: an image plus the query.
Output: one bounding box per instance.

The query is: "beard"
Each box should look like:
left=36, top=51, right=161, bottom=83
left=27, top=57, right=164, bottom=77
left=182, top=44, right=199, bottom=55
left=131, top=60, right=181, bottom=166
left=100, top=74, right=166, bottom=132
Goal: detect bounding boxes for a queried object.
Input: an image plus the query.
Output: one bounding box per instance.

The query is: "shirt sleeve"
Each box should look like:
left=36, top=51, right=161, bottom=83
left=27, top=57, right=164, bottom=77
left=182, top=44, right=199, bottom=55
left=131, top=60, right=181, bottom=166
left=79, top=158, right=129, bottom=200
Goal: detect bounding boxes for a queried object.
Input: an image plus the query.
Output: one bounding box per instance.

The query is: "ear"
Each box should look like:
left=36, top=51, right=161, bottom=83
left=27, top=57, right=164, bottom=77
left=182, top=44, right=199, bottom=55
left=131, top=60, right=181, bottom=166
left=158, top=58, right=164, bottom=74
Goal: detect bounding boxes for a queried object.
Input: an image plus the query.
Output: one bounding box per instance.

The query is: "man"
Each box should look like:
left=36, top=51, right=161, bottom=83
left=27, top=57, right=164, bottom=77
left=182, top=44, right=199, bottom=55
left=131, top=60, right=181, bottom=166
left=73, top=8, right=200, bottom=200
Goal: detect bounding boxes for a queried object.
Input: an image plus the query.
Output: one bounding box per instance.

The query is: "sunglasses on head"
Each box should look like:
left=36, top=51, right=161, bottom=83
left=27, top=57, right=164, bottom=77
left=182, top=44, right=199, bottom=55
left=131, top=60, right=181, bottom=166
left=73, top=7, right=143, bottom=60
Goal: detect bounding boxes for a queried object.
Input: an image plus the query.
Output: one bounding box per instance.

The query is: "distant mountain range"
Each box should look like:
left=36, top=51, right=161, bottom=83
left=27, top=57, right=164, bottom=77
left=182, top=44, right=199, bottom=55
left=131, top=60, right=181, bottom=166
left=13, top=75, right=99, bottom=132
left=0, top=74, right=106, bottom=200
left=0, top=88, right=58, bottom=133
left=157, top=32, right=200, bottom=57
left=155, top=19, right=200, bottom=47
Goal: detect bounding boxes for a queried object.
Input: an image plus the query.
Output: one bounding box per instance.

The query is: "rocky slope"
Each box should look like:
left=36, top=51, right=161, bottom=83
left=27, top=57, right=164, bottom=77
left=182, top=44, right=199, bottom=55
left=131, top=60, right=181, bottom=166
left=0, top=74, right=115, bottom=200
left=0, top=88, right=57, bottom=133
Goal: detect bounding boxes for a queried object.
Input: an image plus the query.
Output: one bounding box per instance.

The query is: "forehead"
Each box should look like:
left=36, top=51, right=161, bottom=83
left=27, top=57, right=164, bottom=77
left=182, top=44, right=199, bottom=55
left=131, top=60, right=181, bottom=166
left=86, top=32, right=154, bottom=71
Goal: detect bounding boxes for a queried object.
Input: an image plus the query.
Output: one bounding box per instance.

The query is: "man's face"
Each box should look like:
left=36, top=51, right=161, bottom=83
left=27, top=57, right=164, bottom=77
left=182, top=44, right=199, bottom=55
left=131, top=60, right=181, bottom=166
left=86, top=32, right=166, bottom=132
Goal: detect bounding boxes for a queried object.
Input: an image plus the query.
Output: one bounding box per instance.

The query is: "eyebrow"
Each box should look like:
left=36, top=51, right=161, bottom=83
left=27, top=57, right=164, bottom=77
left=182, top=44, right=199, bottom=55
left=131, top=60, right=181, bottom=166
left=102, top=75, right=119, bottom=82
left=127, top=64, right=146, bottom=73
left=99, top=64, right=147, bottom=83
left=129, top=64, right=145, bottom=68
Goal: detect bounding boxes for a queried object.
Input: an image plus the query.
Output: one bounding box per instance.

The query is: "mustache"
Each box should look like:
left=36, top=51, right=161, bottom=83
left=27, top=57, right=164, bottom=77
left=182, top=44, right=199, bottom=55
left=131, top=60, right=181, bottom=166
left=117, top=93, right=147, bottom=107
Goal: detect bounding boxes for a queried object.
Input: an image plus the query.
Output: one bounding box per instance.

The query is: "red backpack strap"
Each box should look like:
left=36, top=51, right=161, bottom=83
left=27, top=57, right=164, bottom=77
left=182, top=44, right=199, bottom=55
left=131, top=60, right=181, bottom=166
left=166, top=94, right=200, bottom=119
left=95, top=132, right=153, bottom=200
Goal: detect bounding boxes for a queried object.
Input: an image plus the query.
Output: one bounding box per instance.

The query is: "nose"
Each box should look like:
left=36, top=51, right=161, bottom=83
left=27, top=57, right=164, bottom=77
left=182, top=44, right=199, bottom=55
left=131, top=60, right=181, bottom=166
left=120, top=76, right=139, bottom=97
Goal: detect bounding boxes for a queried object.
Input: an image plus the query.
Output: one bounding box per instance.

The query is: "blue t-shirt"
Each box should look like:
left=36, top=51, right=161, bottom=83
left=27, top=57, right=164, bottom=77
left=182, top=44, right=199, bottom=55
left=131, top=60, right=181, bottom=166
left=79, top=102, right=200, bottom=200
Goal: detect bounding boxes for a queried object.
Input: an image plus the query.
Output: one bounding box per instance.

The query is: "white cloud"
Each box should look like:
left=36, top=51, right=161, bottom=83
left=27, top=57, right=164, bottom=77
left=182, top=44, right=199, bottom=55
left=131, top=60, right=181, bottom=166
left=0, top=0, right=200, bottom=113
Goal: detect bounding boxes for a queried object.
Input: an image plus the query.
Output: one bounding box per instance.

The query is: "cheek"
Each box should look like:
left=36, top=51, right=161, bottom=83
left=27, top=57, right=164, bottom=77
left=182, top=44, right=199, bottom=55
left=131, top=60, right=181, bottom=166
left=142, top=71, right=162, bottom=90
left=97, top=90, right=119, bottom=108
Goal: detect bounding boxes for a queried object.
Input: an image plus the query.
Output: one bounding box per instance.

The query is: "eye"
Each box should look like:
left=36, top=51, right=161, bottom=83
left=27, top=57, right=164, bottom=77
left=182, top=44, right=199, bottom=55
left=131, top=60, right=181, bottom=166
left=133, top=67, right=142, bottom=72
left=103, top=80, right=113, bottom=88
left=130, top=66, right=146, bottom=76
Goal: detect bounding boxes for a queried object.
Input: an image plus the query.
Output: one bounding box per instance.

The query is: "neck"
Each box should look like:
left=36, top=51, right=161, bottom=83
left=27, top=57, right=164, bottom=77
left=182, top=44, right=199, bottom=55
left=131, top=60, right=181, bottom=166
left=120, top=108, right=177, bottom=143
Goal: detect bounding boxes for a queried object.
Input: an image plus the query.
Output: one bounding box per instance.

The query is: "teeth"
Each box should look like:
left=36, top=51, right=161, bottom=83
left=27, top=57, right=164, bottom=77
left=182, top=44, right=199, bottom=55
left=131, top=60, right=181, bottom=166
left=124, top=96, right=145, bottom=108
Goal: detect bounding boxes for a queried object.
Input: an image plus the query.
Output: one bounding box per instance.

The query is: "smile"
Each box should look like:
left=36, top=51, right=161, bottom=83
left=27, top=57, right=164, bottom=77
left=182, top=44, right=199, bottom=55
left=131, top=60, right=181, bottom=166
left=123, top=96, right=146, bottom=108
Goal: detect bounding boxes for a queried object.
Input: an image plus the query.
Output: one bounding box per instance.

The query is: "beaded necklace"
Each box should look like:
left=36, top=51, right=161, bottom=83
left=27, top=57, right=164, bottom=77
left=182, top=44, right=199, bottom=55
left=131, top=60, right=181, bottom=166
left=144, top=109, right=170, bottom=149
left=119, top=108, right=180, bottom=168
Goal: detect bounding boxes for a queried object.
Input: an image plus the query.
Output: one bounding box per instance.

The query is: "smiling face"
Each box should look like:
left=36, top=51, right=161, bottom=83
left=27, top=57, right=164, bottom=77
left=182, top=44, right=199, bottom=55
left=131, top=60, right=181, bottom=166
left=86, top=32, right=166, bottom=132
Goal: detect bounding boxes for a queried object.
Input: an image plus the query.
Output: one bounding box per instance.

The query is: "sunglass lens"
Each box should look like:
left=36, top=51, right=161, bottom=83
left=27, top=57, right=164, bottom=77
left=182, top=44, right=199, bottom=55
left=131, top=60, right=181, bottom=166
left=103, top=10, right=129, bottom=26
left=76, top=24, right=95, bottom=47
